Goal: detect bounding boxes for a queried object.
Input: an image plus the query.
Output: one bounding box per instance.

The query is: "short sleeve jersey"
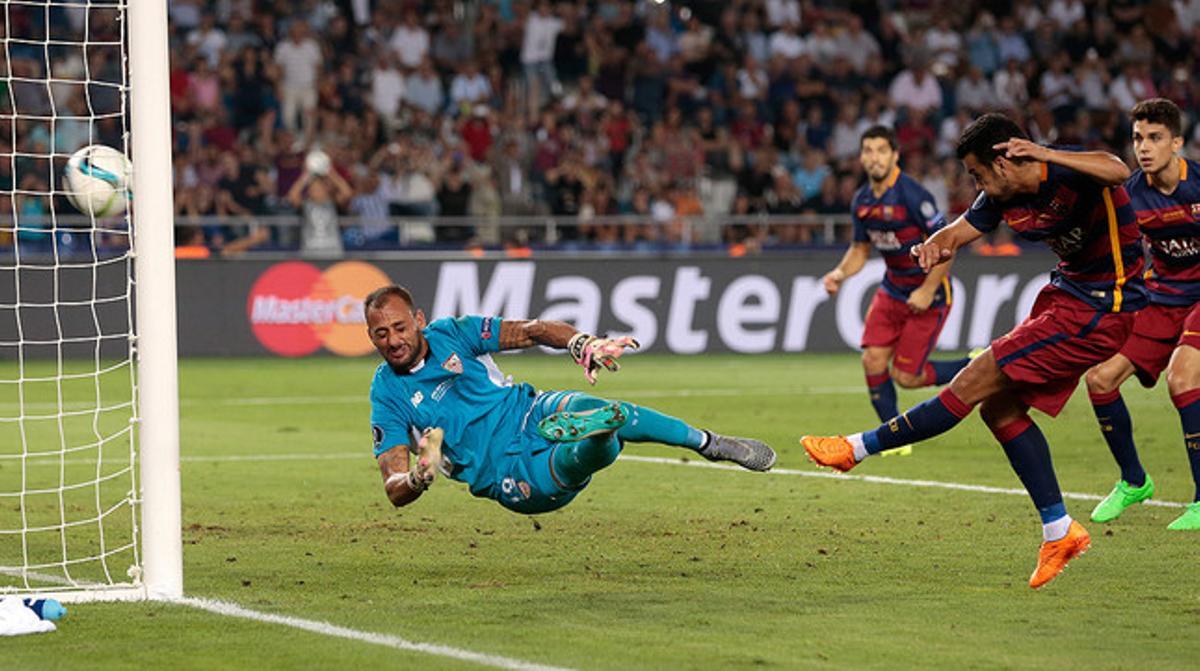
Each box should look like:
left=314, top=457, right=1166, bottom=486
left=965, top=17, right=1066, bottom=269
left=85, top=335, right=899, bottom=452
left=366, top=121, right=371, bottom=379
left=965, top=155, right=1146, bottom=313
left=369, top=316, right=537, bottom=495
left=1125, top=158, right=1200, bottom=306
left=851, top=168, right=951, bottom=306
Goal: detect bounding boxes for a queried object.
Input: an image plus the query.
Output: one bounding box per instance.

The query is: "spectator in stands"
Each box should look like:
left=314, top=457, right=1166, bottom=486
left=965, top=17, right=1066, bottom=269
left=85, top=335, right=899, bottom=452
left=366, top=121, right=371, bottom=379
left=274, top=20, right=321, bottom=136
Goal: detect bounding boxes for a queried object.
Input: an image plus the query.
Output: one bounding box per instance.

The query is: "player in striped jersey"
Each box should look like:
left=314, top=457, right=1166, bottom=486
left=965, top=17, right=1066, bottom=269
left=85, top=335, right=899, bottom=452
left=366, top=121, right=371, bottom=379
left=822, top=126, right=971, bottom=428
left=803, top=113, right=1144, bottom=588
left=1084, top=99, right=1200, bottom=530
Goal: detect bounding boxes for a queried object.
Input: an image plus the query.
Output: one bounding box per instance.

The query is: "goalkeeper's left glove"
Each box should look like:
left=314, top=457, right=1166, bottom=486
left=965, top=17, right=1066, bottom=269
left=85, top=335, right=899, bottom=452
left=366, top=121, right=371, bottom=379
left=567, top=333, right=640, bottom=385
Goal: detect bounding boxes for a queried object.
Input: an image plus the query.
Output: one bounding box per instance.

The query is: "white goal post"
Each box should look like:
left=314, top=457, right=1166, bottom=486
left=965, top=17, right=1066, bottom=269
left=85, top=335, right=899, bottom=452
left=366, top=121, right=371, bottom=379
left=0, top=0, right=180, bottom=602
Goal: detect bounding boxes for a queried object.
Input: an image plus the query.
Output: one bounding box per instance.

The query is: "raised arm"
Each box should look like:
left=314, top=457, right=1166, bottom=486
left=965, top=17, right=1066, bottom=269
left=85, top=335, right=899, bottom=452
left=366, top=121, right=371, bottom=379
left=498, top=319, right=639, bottom=385
left=995, top=139, right=1131, bottom=186
left=910, top=216, right=985, bottom=272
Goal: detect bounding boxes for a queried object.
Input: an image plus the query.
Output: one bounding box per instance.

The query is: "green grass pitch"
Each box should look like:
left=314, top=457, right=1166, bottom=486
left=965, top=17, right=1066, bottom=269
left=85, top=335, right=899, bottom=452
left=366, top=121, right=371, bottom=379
left=4, top=353, right=1198, bottom=669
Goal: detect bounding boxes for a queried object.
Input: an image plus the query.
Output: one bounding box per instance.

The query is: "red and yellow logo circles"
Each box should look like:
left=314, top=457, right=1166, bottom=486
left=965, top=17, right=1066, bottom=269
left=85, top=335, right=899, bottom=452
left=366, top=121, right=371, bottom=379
left=247, top=261, right=391, bottom=357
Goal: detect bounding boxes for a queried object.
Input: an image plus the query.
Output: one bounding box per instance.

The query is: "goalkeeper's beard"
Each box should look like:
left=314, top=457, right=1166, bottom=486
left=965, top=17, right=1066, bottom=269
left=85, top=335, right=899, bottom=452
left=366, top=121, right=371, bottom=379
left=385, top=334, right=427, bottom=373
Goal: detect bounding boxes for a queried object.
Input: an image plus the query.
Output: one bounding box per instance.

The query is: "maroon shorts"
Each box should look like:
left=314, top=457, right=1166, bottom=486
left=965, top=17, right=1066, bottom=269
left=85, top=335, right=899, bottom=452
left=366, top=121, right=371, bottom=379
left=860, top=290, right=950, bottom=376
left=1121, top=301, right=1200, bottom=386
left=991, top=286, right=1136, bottom=417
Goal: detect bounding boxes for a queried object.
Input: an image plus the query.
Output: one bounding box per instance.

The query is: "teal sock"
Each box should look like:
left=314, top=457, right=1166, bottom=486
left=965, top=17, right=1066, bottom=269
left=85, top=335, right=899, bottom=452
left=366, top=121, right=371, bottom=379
left=614, top=402, right=706, bottom=448
left=550, top=395, right=707, bottom=489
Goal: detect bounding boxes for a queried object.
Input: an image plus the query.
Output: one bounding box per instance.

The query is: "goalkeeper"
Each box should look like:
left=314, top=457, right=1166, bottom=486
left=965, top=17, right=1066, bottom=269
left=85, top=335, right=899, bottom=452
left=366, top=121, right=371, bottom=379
left=365, top=285, right=776, bottom=514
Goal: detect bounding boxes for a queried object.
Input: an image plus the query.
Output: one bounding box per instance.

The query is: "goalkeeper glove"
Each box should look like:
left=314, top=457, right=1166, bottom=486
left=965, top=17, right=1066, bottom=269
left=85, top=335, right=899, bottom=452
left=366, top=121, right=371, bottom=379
left=409, top=427, right=443, bottom=491
left=567, top=333, right=640, bottom=385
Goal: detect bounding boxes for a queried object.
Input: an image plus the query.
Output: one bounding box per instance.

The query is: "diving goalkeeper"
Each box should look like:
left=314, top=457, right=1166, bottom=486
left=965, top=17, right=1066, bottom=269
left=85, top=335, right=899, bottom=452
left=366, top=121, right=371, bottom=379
left=365, top=285, right=777, bottom=514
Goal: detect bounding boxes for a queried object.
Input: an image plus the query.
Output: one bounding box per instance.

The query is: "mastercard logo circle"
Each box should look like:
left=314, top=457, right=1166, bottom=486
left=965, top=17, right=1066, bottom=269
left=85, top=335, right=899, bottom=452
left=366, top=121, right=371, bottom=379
left=247, top=261, right=391, bottom=357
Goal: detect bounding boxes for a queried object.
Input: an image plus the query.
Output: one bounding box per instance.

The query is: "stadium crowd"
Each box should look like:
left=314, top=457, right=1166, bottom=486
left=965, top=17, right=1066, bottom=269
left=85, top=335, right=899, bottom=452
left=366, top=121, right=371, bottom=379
left=5, top=0, right=1200, bottom=254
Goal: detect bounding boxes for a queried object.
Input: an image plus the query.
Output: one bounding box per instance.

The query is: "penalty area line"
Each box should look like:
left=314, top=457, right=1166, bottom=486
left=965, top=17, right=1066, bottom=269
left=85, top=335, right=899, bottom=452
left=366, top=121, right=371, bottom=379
left=617, top=455, right=1190, bottom=509
left=175, top=597, right=576, bottom=671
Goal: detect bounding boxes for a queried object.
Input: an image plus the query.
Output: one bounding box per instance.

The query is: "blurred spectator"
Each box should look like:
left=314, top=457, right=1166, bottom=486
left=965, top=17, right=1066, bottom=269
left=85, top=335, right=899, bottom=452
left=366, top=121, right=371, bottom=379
left=390, top=11, right=430, bottom=69
left=274, top=21, right=321, bottom=135
left=287, top=165, right=354, bottom=255
left=888, top=55, right=942, bottom=116
left=521, top=1, right=563, bottom=112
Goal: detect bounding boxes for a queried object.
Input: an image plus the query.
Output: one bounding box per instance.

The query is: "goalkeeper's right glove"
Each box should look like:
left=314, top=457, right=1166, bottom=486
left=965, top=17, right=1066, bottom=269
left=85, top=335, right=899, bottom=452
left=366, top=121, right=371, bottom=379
left=567, top=333, right=640, bottom=385
left=408, top=428, right=443, bottom=491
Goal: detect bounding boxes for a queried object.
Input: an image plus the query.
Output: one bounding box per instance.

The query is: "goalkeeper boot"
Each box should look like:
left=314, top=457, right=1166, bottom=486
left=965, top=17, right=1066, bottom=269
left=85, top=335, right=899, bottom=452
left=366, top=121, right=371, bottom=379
left=800, top=435, right=858, bottom=473
left=879, top=446, right=913, bottom=458
left=538, top=402, right=628, bottom=442
left=1029, top=520, right=1090, bottom=589
left=697, top=432, right=777, bottom=472
left=1166, top=502, right=1200, bottom=531
left=1090, top=475, right=1155, bottom=523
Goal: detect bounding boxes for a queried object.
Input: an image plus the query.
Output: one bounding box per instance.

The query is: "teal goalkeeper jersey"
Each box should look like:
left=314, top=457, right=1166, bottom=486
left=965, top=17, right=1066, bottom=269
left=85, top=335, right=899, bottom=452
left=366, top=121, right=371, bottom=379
left=369, top=316, right=538, bottom=495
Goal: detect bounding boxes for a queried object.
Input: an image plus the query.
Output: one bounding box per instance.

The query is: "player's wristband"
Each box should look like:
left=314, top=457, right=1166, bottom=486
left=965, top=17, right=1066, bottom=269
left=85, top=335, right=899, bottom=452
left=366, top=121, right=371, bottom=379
left=567, top=333, right=595, bottom=362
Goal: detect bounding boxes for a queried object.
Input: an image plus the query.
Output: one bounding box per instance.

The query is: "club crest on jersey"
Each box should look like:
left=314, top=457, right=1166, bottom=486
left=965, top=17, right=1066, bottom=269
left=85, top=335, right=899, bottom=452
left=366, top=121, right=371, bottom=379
left=442, top=353, right=463, bottom=374
left=411, top=390, right=424, bottom=406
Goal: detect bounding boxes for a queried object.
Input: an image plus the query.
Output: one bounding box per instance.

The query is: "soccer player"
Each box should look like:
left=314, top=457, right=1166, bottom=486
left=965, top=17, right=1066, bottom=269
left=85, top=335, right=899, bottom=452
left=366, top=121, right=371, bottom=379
left=822, top=126, right=971, bottom=424
left=364, top=285, right=777, bottom=514
left=802, top=113, right=1145, bottom=588
left=1084, top=99, right=1200, bottom=530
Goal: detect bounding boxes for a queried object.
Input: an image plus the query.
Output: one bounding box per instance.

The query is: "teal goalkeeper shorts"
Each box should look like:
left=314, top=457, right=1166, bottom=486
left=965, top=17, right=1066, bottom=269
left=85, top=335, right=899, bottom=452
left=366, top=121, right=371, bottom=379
left=489, top=390, right=589, bottom=515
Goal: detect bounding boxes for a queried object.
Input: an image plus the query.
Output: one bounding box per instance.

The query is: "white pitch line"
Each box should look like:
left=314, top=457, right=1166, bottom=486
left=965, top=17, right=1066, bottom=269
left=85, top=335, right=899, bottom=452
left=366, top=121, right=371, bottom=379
left=21, top=450, right=1192, bottom=509
left=617, top=455, right=1189, bottom=509
left=176, top=597, right=575, bottom=671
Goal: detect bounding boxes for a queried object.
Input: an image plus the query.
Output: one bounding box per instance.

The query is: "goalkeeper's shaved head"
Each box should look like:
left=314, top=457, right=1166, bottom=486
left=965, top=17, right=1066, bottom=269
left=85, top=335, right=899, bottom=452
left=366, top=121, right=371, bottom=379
left=364, top=285, right=417, bottom=320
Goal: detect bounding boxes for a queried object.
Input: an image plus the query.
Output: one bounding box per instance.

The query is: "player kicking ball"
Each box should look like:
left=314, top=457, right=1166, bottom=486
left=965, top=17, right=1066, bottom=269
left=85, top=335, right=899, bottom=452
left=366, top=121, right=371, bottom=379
left=802, top=113, right=1146, bottom=588
left=1083, top=99, right=1200, bottom=530
left=822, top=126, right=971, bottom=447
left=365, top=285, right=776, bottom=514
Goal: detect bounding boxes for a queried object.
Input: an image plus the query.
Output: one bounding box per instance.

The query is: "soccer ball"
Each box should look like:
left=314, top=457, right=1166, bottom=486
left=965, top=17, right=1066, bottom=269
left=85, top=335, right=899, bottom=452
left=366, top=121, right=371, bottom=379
left=63, top=144, right=131, bottom=218
left=305, top=149, right=331, bottom=176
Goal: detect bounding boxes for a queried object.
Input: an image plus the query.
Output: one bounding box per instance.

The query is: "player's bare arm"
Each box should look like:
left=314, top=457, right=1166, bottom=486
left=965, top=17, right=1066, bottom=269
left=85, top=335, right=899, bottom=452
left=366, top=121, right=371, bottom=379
left=499, top=320, right=640, bottom=385
left=498, top=319, right=578, bottom=350
left=378, top=445, right=428, bottom=507
left=823, top=242, right=870, bottom=295
left=911, top=217, right=984, bottom=272
left=995, top=139, right=1131, bottom=186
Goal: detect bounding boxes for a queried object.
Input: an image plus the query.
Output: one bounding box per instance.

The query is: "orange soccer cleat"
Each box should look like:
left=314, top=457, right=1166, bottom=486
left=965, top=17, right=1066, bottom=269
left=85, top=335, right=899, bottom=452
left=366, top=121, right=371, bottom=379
left=1029, top=520, right=1091, bottom=589
left=800, top=435, right=859, bottom=473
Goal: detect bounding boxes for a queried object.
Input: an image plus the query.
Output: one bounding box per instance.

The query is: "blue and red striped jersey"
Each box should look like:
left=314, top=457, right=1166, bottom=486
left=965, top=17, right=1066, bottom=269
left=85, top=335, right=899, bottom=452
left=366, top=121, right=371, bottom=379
left=852, top=168, right=951, bottom=305
left=965, top=158, right=1146, bottom=313
left=1126, top=158, right=1200, bottom=306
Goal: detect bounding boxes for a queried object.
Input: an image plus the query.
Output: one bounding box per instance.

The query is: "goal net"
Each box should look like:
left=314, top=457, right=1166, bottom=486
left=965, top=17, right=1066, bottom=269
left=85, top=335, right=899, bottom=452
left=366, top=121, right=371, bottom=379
left=0, top=0, right=180, bottom=601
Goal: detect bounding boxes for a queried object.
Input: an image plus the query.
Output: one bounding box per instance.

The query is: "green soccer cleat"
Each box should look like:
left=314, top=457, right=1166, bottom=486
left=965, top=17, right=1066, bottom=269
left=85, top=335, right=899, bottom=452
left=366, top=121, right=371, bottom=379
left=538, top=402, right=628, bottom=442
left=1090, top=476, right=1155, bottom=523
left=1166, top=502, right=1200, bottom=531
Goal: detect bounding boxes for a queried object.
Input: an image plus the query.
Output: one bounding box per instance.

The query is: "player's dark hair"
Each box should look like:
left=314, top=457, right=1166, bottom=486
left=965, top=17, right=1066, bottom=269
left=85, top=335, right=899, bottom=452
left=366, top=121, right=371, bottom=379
left=1130, top=98, right=1182, bottom=137
left=860, top=125, right=897, bottom=150
left=363, top=285, right=416, bottom=319
left=955, top=113, right=1028, bottom=165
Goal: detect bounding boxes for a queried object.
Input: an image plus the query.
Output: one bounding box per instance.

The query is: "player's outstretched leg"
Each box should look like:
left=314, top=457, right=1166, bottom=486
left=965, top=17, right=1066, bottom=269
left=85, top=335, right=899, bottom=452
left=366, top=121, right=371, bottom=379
left=538, top=394, right=776, bottom=473
left=801, top=386, right=973, bottom=472
left=982, top=395, right=1090, bottom=589
left=1167, top=343, right=1200, bottom=530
